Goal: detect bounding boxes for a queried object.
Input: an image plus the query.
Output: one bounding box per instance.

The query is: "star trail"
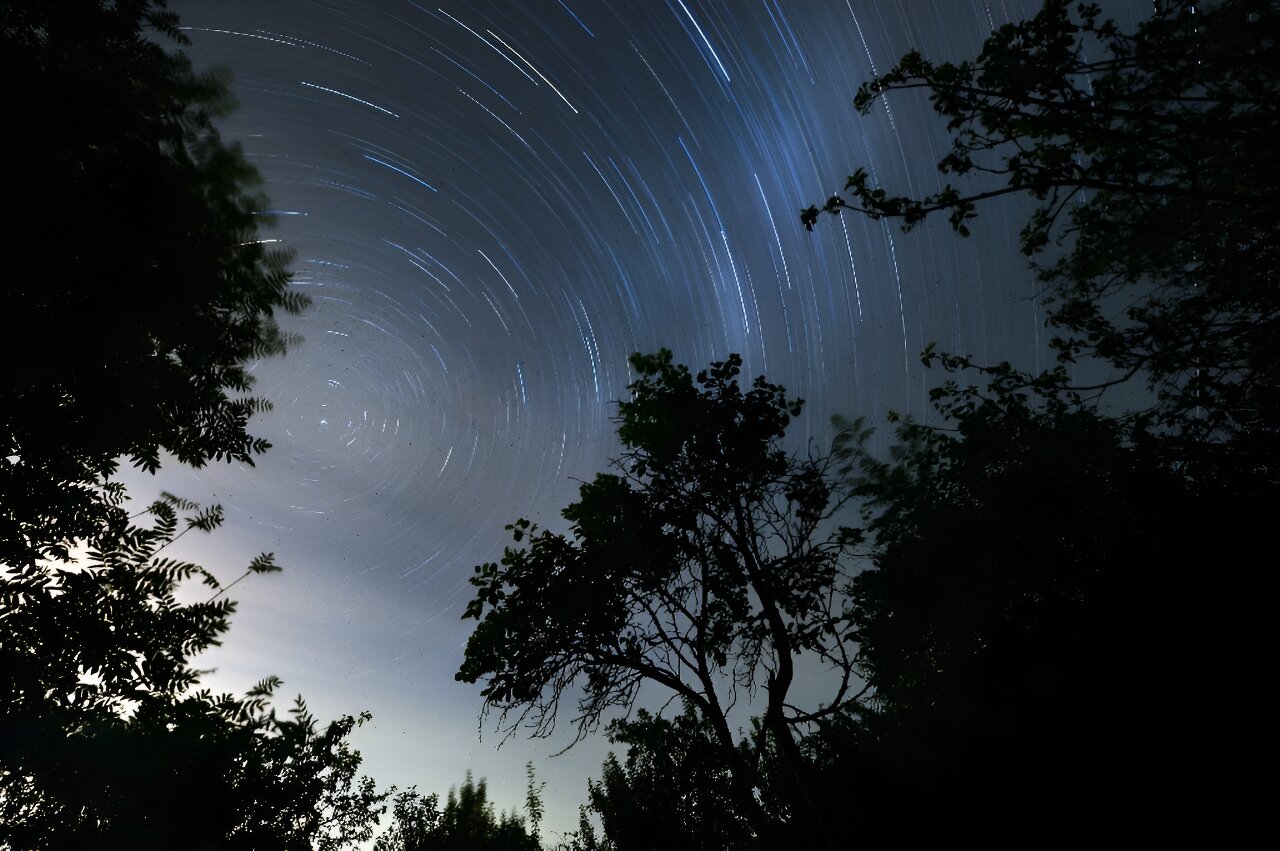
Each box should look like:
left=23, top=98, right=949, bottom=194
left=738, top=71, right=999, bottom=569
left=150, top=0, right=1146, bottom=836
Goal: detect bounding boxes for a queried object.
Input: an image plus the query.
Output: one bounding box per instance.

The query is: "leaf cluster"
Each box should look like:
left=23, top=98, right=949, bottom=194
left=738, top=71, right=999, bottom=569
left=1, top=496, right=387, bottom=849
left=0, top=4, right=390, bottom=847
left=458, top=350, right=865, bottom=847
left=1, top=0, right=311, bottom=570
left=577, top=705, right=756, bottom=851
left=459, top=350, right=859, bottom=740
left=374, top=769, right=541, bottom=851
left=803, top=0, right=1280, bottom=462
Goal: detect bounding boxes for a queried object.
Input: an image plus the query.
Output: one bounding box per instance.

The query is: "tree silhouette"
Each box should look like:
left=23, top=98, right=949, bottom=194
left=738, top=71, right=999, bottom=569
left=458, top=350, right=860, bottom=846
left=789, top=0, right=1277, bottom=839
left=1, top=0, right=309, bottom=570
left=580, top=705, right=755, bottom=851
left=374, top=770, right=541, bottom=851
left=1, top=496, right=387, bottom=849
left=823, top=378, right=1248, bottom=838
left=0, top=3, right=385, bottom=846
left=803, top=0, right=1280, bottom=470
left=537, top=1, right=1277, bottom=842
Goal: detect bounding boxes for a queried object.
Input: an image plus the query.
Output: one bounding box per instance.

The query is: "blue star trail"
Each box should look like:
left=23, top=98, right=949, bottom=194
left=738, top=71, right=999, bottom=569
left=159, top=0, right=1148, bottom=837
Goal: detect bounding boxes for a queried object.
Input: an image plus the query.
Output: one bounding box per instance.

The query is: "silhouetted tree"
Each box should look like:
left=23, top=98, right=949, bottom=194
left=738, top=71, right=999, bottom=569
left=829, top=399, right=1152, bottom=833
left=804, top=0, right=1280, bottom=473
left=375, top=788, right=444, bottom=851
left=789, top=0, right=1277, bottom=839
left=0, top=3, right=386, bottom=846
left=1, top=0, right=309, bottom=570
left=580, top=705, right=755, bottom=851
left=374, top=770, right=541, bottom=851
left=1, top=496, right=388, bottom=849
left=798, top=339, right=1272, bottom=845
left=458, top=350, right=861, bottom=847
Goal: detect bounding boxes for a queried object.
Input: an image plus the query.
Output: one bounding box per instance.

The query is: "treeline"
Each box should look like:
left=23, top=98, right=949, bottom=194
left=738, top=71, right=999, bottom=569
left=3, top=0, right=1276, bottom=848
left=467, top=1, right=1278, bottom=846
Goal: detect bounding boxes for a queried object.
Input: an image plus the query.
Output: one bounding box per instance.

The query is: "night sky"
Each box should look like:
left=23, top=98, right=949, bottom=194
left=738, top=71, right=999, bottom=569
left=143, top=0, right=1144, bottom=838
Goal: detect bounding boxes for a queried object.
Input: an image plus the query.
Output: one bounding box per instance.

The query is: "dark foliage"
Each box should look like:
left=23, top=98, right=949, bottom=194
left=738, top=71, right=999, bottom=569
left=581, top=706, right=754, bottom=851
left=0, top=3, right=388, bottom=846
left=792, top=2, right=1276, bottom=835
left=1, top=496, right=387, bottom=850
left=374, top=770, right=541, bottom=851
left=0, top=0, right=309, bottom=570
left=803, top=0, right=1280, bottom=474
left=827, top=376, right=1259, bottom=839
left=459, top=350, right=861, bottom=845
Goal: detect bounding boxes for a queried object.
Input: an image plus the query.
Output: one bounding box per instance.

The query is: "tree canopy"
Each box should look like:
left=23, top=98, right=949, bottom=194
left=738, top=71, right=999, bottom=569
left=374, top=769, right=542, bottom=851
left=789, top=0, right=1275, bottom=838
left=0, top=3, right=388, bottom=847
left=822, top=380, right=1248, bottom=837
left=1, top=0, right=309, bottom=570
left=574, top=705, right=755, bottom=851
left=1, top=495, right=387, bottom=850
left=531, top=2, right=1279, bottom=845
left=803, top=0, right=1279, bottom=470
left=458, top=350, right=860, bottom=845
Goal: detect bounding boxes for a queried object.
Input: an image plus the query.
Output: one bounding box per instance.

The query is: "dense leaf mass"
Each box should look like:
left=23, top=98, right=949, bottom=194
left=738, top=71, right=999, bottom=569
left=1, top=497, right=387, bottom=850
left=374, top=770, right=542, bottom=851
left=826, top=379, right=1253, bottom=837
left=580, top=707, right=755, bottom=851
left=0, top=4, right=390, bottom=848
left=531, top=3, right=1278, bottom=846
left=0, top=0, right=309, bottom=569
left=804, top=0, right=1280, bottom=469
left=459, top=350, right=861, bottom=845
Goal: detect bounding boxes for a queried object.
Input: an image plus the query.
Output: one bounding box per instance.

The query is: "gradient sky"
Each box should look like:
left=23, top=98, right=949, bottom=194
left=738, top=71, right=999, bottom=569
left=138, top=0, right=1145, bottom=840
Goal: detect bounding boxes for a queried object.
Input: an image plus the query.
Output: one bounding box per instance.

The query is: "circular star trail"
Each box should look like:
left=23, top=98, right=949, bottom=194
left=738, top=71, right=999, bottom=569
left=150, top=0, right=1148, bottom=835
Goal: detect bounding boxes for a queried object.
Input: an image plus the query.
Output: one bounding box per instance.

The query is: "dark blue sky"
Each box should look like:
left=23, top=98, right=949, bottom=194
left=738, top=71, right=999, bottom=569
left=150, top=0, right=1143, bottom=839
